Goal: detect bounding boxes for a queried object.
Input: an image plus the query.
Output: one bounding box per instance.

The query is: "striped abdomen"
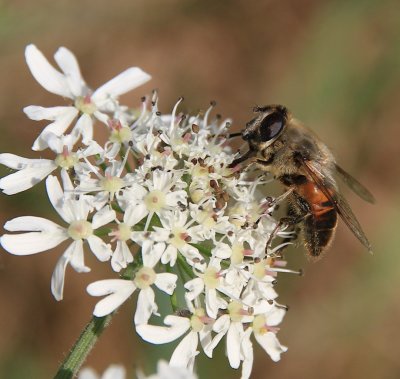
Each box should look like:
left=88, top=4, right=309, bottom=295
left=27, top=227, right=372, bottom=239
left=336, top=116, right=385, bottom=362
left=296, top=181, right=338, bottom=258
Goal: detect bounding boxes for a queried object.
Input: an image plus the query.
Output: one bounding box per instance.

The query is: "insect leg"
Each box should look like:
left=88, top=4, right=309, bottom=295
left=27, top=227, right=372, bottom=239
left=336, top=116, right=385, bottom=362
left=228, top=149, right=257, bottom=168
left=265, top=195, right=311, bottom=255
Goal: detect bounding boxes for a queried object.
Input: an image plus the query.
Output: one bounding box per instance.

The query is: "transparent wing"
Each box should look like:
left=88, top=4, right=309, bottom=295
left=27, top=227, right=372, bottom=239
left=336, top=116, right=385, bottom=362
left=296, top=154, right=373, bottom=253
left=335, top=164, right=375, bottom=204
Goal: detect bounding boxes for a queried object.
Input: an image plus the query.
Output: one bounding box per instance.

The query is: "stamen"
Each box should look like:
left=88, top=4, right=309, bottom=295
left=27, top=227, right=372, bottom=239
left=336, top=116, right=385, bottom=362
left=203, top=101, right=216, bottom=129
left=169, top=97, right=184, bottom=135
left=131, top=97, right=148, bottom=129
left=116, top=149, right=130, bottom=177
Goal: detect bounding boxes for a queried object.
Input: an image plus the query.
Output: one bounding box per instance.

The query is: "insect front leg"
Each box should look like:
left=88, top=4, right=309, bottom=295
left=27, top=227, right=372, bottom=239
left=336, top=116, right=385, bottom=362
left=265, top=194, right=311, bottom=256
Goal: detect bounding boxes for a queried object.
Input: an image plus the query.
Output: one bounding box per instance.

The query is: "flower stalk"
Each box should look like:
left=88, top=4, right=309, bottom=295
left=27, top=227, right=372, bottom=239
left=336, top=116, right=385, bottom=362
left=54, top=314, right=112, bottom=379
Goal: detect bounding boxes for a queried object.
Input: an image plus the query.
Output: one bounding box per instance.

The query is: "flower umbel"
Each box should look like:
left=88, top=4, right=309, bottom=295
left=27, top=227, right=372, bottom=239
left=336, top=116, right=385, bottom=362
left=0, top=45, right=298, bottom=379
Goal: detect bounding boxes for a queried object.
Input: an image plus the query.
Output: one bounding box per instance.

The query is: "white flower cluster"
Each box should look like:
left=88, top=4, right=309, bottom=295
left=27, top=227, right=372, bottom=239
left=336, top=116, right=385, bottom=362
left=0, top=45, right=296, bottom=379
left=79, top=361, right=197, bottom=379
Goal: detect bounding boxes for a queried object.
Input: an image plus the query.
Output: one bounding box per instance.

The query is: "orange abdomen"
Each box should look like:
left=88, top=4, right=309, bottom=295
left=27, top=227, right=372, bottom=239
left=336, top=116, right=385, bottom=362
left=297, top=181, right=338, bottom=258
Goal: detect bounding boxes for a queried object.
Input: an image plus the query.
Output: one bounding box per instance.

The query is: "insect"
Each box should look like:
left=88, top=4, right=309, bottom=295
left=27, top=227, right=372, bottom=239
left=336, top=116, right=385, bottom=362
left=229, top=104, right=374, bottom=259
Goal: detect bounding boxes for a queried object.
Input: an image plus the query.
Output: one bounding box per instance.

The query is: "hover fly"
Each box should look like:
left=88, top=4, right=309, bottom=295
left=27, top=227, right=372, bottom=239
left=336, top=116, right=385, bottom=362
left=229, top=105, right=374, bottom=259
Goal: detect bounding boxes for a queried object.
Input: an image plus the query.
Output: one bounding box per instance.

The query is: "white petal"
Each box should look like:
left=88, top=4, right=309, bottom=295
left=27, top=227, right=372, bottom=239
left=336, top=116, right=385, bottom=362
left=165, top=190, right=187, bottom=207
left=134, top=287, right=157, bottom=325
left=266, top=307, right=286, bottom=326
left=90, top=192, right=109, bottom=211
left=69, top=240, right=91, bottom=273
left=87, top=278, right=133, bottom=296
left=151, top=170, right=170, bottom=191
left=72, top=113, right=94, bottom=145
left=161, top=244, right=177, bottom=266
left=123, top=204, right=148, bottom=227
left=61, top=198, right=92, bottom=225
left=92, top=206, right=116, bottom=229
left=0, top=161, right=56, bottom=195
left=92, top=67, right=151, bottom=103
left=241, top=329, right=254, bottom=379
left=23, top=105, right=76, bottom=121
left=119, top=183, right=147, bottom=204
left=170, top=332, right=198, bottom=370
left=111, top=241, right=133, bottom=272
left=184, top=278, right=204, bottom=301
left=227, top=322, right=242, bottom=369
left=46, top=132, right=78, bottom=154
left=213, top=242, right=231, bottom=259
left=205, top=289, right=219, bottom=319
left=102, top=365, right=126, bottom=379
left=87, top=279, right=135, bottom=317
left=1, top=217, right=67, bottom=255
left=205, top=316, right=229, bottom=357
left=51, top=241, right=83, bottom=300
left=213, top=314, right=230, bottom=334
left=86, top=235, right=112, bottom=261
left=54, top=47, right=86, bottom=97
left=155, top=273, right=177, bottom=295
left=81, top=140, right=104, bottom=157
left=0, top=153, right=40, bottom=169
left=25, top=44, right=72, bottom=98
left=77, top=367, right=98, bottom=379
left=179, top=244, right=203, bottom=263
left=254, top=332, right=288, bottom=362
left=199, top=325, right=213, bottom=358
left=46, top=175, right=70, bottom=222
left=93, top=110, right=109, bottom=125
left=3, top=216, right=62, bottom=232
left=136, top=315, right=190, bottom=344
left=32, top=108, right=79, bottom=151
left=153, top=361, right=197, bottom=379
left=60, top=168, right=75, bottom=193
left=142, top=241, right=165, bottom=268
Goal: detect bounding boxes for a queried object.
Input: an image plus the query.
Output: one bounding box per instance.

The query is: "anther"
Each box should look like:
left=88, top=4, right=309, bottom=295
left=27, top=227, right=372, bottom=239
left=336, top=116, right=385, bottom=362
left=192, top=124, right=199, bottom=133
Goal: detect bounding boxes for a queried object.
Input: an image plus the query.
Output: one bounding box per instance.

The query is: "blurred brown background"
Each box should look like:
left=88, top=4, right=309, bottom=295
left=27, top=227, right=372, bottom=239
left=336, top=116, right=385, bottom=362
left=1, top=0, right=400, bottom=378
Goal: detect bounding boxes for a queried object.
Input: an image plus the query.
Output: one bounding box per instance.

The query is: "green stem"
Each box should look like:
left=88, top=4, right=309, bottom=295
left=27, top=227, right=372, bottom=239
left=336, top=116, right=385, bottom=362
left=53, top=314, right=113, bottom=379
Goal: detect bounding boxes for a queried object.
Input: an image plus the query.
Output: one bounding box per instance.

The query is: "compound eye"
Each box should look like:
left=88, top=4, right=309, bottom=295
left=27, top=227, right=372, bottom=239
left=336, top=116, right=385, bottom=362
left=259, top=111, right=285, bottom=141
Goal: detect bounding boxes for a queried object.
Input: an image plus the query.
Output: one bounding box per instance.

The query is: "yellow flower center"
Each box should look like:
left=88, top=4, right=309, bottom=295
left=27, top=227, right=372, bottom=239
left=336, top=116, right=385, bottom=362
left=203, top=266, right=220, bottom=289
left=67, top=220, right=93, bottom=240
left=228, top=301, right=245, bottom=322
left=134, top=266, right=156, bottom=289
left=55, top=152, right=78, bottom=169
left=100, top=176, right=124, bottom=194
left=190, top=308, right=206, bottom=332
left=168, top=227, right=189, bottom=249
left=231, top=242, right=245, bottom=265
left=253, top=260, right=267, bottom=280
left=109, top=126, right=133, bottom=143
left=144, top=190, right=167, bottom=212
left=189, top=181, right=209, bottom=204
left=110, top=223, right=132, bottom=242
left=74, top=95, right=97, bottom=115
left=252, top=314, right=268, bottom=335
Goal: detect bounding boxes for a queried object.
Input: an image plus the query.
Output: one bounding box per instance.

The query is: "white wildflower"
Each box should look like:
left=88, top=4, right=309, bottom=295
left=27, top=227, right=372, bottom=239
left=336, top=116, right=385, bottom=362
left=24, top=44, right=151, bottom=150
left=1, top=174, right=114, bottom=300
